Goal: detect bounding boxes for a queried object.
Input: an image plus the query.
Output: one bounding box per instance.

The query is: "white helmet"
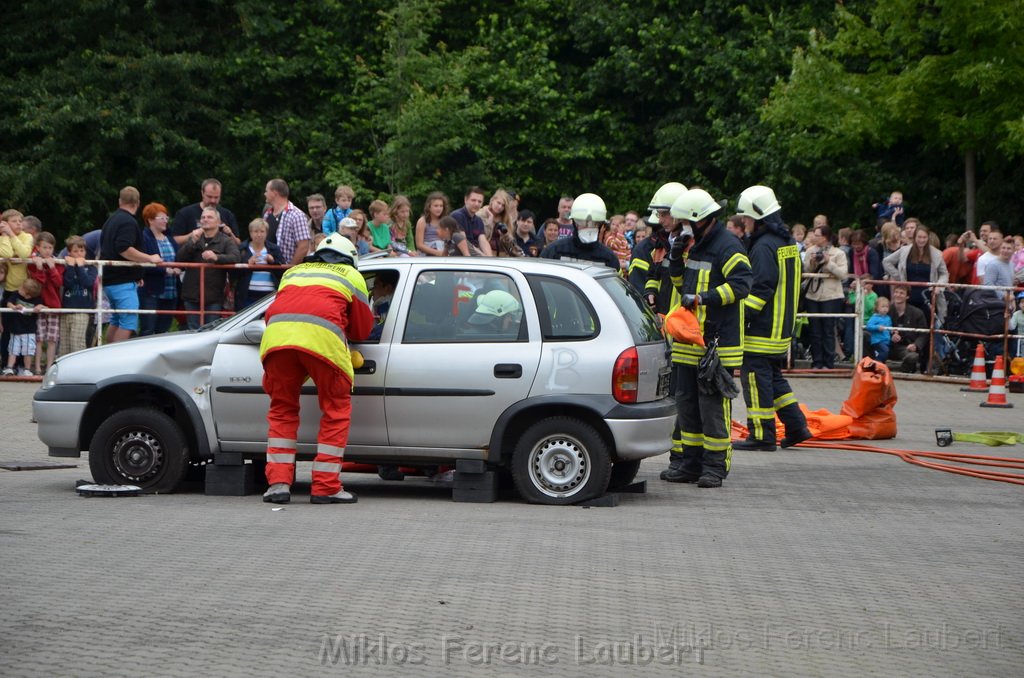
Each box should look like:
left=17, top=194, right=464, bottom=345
left=736, top=185, right=782, bottom=220
left=570, top=192, right=606, bottom=244
left=646, top=182, right=687, bottom=223
left=316, top=233, right=359, bottom=267
left=670, top=188, right=721, bottom=223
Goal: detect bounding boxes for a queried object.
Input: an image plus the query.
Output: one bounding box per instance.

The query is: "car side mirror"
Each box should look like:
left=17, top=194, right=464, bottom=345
left=242, top=320, right=265, bottom=345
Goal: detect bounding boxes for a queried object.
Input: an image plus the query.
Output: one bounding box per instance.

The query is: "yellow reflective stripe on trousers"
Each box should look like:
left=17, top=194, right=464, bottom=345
left=774, top=392, right=798, bottom=410
left=268, top=438, right=297, bottom=449
left=311, top=461, right=342, bottom=474
left=267, top=453, right=296, bottom=464
left=680, top=430, right=704, bottom=447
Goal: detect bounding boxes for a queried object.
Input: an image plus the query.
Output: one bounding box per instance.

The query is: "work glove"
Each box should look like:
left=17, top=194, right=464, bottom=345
left=680, top=294, right=700, bottom=310
left=668, top=234, right=689, bottom=261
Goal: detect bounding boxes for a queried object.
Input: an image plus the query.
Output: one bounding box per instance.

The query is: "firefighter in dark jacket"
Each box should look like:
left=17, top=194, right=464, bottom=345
left=539, top=192, right=620, bottom=270
left=733, top=186, right=812, bottom=451
left=662, top=188, right=752, bottom=488
left=628, top=182, right=687, bottom=309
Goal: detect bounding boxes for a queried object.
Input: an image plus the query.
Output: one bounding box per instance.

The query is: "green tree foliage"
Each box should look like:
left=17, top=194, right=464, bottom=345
left=2, top=1, right=1020, bottom=240
left=765, top=0, right=1024, bottom=231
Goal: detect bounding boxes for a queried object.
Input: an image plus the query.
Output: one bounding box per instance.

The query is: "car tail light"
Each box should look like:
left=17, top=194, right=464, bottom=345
left=612, top=347, right=639, bottom=404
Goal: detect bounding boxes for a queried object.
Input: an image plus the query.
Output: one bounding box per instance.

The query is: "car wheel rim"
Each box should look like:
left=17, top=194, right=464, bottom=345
left=528, top=435, right=590, bottom=498
left=111, top=430, right=163, bottom=482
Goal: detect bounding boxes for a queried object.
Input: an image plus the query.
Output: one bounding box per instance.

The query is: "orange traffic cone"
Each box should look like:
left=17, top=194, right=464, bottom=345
left=961, top=343, right=988, bottom=392
left=980, top=355, right=1014, bottom=408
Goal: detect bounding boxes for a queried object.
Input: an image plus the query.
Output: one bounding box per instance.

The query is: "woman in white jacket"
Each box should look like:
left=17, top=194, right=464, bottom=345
left=802, top=224, right=849, bottom=369
left=882, top=223, right=949, bottom=324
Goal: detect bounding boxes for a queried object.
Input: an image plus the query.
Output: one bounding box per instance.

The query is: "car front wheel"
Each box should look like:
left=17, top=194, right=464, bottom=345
left=511, top=417, right=611, bottom=505
left=88, top=408, right=189, bottom=493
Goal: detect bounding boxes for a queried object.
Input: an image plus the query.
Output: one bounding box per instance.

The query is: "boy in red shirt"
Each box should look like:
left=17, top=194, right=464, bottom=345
left=29, top=232, right=64, bottom=375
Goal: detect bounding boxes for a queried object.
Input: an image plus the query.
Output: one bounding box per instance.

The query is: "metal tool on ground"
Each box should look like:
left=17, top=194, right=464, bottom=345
left=935, top=429, right=1024, bottom=447
left=980, top=355, right=1014, bottom=408
left=75, top=481, right=142, bottom=497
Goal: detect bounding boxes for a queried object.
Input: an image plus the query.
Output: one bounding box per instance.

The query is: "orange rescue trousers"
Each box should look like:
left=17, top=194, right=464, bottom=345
left=263, top=348, right=354, bottom=497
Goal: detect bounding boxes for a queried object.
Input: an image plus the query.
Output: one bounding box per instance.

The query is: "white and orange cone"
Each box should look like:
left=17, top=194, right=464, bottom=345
left=961, top=342, right=988, bottom=392
left=980, top=355, right=1014, bottom=408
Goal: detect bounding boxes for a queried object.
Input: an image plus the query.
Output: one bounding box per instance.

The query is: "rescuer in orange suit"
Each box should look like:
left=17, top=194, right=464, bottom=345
left=260, top=234, right=374, bottom=505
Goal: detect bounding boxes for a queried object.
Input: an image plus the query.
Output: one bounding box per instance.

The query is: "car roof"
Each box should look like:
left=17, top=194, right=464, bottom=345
left=360, top=256, right=617, bottom=279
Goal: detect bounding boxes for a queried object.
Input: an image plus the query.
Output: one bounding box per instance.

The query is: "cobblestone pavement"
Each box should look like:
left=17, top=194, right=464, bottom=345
left=1, top=378, right=1022, bottom=676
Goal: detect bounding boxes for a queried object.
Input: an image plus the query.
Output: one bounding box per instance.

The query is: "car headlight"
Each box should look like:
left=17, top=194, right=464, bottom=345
left=42, top=362, right=59, bottom=390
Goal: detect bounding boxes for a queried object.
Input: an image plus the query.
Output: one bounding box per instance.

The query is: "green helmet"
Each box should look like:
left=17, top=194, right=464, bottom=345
left=316, top=233, right=359, bottom=268
left=736, top=185, right=782, bottom=220
left=468, top=290, right=522, bottom=325
left=646, top=182, right=687, bottom=224
left=670, top=188, right=721, bottom=223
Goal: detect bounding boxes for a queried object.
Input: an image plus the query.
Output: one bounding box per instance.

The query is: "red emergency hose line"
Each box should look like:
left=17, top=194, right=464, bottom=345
left=781, top=440, right=1024, bottom=486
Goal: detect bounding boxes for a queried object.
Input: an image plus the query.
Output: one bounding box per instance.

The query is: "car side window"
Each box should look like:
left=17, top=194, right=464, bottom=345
left=359, top=269, right=401, bottom=344
left=527, top=275, right=598, bottom=341
left=404, top=270, right=525, bottom=343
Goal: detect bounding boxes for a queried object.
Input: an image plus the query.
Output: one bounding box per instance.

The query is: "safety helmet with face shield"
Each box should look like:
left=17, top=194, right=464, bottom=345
left=670, top=188, right=721, bottom=231
left=570, top=192, right=607, bottom=245
left=736, top=185, right=782, bottom=220
left=313, top=233, right=359, bottom=267
left=646, top=182, right=687, bottom=224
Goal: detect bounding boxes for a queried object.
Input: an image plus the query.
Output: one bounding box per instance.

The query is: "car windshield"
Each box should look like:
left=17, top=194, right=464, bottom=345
left=598, top=275, right=663, bottom=344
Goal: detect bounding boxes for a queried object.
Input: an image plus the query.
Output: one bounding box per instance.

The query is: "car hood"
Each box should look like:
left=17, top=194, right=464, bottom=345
left=54, top=331, right=222, bottom=385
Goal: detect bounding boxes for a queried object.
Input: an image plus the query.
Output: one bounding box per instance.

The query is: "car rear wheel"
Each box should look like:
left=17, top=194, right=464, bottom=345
left=511, top=417, right=610, bottom=505
left=88, top=408, right=189, bottom=493
left=607, top=460, right=642, bottom=490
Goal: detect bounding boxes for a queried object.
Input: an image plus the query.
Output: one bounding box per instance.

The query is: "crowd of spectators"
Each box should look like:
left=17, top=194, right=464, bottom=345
left=2, top=181, right=1022, bottom=377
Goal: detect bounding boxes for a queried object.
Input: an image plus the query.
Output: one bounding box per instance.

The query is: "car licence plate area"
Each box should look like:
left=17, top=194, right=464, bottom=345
left=657, top=369, right=671, bottom=398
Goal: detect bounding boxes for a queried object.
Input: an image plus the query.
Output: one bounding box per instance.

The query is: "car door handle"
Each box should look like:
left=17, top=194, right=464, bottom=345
left=354, top=360, right=376, bottom=375
left=494, top=363, right=522, bottom=379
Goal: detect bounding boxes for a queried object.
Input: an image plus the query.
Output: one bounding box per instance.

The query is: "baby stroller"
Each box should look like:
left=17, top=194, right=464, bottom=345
left=945, top=288, right=1007, bottom=376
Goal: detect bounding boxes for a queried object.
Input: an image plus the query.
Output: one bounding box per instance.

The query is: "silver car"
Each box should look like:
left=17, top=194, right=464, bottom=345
left=34, top=258, right=675, bottom=504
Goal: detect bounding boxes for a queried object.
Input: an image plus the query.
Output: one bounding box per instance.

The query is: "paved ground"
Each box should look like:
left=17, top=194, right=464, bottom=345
left=1, top=377, right=1022, bottom=676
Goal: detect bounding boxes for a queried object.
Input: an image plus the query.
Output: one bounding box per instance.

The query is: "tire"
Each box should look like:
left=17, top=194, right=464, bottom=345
left=88, top=407, right=189, bottom=493
left=607, top=460, right=642, bottom=491
left=511, top=417, right=611, bottom=505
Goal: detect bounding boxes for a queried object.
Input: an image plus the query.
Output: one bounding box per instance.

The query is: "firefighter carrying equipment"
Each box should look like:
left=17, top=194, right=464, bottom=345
left=664, top=306, right=705, bottom=347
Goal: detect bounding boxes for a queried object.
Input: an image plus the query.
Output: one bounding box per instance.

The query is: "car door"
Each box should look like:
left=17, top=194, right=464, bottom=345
left=383, top=267, right=542, bottom=451
left=210, top=276, right=391, bottom=452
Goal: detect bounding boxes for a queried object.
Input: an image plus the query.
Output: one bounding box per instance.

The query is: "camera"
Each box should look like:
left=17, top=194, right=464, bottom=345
left=495, top=222, right=508, bottom=234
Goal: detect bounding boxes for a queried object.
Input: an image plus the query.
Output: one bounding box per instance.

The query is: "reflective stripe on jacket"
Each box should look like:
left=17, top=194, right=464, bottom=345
left=259, top=261, right=373, bottom=383
left=744, top=224, right=802, bottom=355
left=669, top=220, right=752, bottom=368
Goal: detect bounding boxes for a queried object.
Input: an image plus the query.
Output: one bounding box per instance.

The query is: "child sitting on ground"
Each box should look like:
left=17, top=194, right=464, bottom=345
left=29, top=232, right=64, bottom=373
left=4, top=278, right=44, bottom=376
left=864, top=296, right=892, bottom=362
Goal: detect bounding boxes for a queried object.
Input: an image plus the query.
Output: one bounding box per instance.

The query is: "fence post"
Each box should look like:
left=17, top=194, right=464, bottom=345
left=199, top=264, right=206, bottom=327
left=95, top=261, right=105, bottom=347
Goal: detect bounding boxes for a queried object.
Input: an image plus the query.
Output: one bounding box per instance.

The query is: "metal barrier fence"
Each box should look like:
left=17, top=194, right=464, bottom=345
left=808, top=273, right=1022, bottom=374
left=0, top=257, right=286, bottom=346
left=1, top=257, right=1021, bottom=371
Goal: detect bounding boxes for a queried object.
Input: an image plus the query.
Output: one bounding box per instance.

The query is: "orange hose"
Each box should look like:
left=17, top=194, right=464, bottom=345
left=779, top=439, right=1024, bottom=486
